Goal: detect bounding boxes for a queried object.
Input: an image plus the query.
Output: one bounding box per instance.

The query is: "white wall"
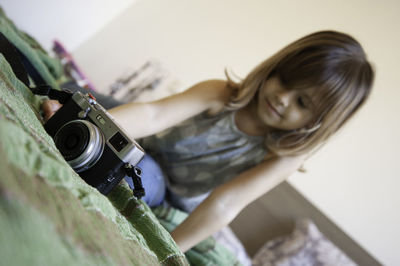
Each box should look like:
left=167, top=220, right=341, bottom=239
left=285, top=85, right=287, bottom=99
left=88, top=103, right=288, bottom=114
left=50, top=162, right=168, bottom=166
left=2, top=0, right=399, bottom=265
left=0, top=0, right=137, bottom=51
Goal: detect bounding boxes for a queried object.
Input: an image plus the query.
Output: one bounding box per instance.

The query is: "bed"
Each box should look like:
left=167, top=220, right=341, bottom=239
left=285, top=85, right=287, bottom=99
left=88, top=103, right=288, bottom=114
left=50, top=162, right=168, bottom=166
left=0, top=7, right=242, bottom=265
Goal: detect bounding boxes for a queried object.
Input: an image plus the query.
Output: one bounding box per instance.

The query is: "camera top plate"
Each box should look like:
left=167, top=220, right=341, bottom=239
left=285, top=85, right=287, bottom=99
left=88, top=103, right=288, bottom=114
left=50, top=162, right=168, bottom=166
left=72, top=92, right=145, bottom=166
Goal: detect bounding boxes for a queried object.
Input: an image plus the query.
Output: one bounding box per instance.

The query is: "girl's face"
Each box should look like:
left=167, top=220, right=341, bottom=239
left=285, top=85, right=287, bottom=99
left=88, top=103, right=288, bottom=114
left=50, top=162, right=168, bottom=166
left=256, top=76, right=317, bottom=131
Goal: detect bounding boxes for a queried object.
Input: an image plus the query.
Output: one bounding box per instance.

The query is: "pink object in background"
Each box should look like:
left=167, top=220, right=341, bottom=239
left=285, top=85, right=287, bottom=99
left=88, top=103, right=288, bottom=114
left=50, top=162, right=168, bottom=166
left=52, top=40, right=96, bottom=91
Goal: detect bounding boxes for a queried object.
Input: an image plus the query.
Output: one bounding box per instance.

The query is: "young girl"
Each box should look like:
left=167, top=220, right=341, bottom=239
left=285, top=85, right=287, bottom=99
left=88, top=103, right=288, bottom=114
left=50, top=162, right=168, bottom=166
left=42, top=30, right=374, bottom=252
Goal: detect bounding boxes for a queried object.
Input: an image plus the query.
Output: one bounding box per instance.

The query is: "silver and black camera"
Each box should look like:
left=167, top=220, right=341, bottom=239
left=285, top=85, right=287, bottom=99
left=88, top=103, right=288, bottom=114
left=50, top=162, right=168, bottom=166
left=0, top=33, right=144, bottom=196
left=44, top=91, right=146, bottom=197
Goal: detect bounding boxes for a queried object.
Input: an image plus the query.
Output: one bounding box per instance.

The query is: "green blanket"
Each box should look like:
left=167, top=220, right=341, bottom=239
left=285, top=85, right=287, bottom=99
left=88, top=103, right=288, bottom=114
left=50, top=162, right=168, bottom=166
left=0, top=7, right=241, bottom=265
left=153, top=206, right=241, bottom=265
left=0, top=54, right=188, bottom=265
left=0, top=7, right=187, bottom=265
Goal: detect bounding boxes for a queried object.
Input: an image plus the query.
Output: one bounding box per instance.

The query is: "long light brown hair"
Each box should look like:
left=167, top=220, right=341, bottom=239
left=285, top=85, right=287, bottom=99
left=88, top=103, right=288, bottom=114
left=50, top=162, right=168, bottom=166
left=225, top=31, right=374, bottom=156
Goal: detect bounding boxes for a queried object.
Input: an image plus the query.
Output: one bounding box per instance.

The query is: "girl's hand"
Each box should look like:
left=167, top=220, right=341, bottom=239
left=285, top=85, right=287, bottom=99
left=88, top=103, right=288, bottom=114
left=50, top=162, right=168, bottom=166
left=41, top=99, right=62, bottom=122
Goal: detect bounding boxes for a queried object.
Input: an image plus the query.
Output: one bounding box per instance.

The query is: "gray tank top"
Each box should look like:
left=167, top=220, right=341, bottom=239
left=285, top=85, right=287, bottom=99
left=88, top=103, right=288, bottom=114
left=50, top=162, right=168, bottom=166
left=138, top=110, right=268, bottom=200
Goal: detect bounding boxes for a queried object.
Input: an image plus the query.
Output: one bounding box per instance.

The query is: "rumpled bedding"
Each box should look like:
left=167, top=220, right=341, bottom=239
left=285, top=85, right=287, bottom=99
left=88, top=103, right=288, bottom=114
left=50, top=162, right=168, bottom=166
left=0, top=7, right=187, bottom=265
left=252, top=219, right=357, bottom=266
left=153, top=205, right=242, bottom=265
left=0, top=6, right=242, bottom=265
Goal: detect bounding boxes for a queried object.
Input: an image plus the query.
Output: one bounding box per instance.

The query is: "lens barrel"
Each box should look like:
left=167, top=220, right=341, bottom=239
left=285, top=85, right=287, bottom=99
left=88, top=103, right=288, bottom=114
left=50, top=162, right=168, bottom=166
left=54, top=120, right=105, bottom=172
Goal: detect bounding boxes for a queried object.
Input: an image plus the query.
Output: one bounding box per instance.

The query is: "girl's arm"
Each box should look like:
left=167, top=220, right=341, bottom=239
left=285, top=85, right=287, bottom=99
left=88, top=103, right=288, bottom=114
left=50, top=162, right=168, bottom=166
left=171, top=154, right=307, bottom=252
left=41, top=80, right=230, bottom=139
left=109, top=80, right=231, bottom=139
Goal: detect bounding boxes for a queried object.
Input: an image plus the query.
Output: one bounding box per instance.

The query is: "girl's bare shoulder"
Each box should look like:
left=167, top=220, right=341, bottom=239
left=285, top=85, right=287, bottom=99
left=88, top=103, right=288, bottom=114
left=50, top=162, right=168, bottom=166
left=193, top=79, right=231, bottom=97
left=191, top=79, right=232, bottom=114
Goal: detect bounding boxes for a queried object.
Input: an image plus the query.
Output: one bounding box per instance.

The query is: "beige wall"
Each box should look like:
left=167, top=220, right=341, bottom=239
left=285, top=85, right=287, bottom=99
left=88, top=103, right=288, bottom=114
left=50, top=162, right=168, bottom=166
left=73, top=1, right=399, bottom=264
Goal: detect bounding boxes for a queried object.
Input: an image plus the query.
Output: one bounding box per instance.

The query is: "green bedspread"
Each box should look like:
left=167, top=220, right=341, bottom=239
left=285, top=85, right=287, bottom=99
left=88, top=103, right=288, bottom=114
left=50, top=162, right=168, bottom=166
left=0, top=7, right=240, bottom=265
left=0, top=7, right=187, bottom=265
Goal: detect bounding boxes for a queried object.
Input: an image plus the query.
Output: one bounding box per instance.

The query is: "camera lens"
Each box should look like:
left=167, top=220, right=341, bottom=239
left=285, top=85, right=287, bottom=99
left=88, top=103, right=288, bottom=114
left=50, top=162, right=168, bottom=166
left=56, top=123, right=89, bottom=160
left=65, top=134, right=80, bottom=150
left=54, top=120, right=105, bottom=172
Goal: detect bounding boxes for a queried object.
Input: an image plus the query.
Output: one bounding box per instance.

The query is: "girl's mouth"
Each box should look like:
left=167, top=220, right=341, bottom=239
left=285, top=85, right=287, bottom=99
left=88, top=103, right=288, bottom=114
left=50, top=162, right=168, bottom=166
left=265, top=99, right=282, bottom=118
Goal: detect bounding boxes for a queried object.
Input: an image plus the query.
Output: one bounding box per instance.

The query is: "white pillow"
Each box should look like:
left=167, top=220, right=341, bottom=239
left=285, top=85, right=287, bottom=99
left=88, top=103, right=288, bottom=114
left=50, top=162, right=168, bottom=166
left=252, top=219, right=356, bottom=266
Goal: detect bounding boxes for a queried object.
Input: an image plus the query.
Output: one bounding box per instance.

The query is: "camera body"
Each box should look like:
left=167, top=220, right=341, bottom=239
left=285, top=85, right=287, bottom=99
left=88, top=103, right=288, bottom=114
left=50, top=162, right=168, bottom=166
left=44, top=91, right=145, bottom=195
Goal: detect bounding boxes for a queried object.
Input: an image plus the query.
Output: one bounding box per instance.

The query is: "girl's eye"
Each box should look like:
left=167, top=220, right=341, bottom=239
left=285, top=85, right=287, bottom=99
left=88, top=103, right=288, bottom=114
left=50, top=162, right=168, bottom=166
left=297, top=97, right=308, bottom=109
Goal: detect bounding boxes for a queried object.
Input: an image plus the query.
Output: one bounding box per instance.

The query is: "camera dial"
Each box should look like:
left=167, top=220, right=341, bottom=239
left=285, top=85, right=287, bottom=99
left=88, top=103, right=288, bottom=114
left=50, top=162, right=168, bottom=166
left=54, top=120, right=105, bottom=172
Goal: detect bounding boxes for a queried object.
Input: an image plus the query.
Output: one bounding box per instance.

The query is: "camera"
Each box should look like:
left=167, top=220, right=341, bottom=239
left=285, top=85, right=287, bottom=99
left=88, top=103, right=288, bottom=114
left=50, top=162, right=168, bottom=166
left=44, top=90, right=145, bottom=197
left=0, top=32, right=144, bottom=197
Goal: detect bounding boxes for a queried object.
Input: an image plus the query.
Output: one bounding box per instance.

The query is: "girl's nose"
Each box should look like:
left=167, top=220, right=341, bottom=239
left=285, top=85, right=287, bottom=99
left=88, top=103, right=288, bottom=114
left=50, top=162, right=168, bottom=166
left=275, top=90, right=291, bottom=107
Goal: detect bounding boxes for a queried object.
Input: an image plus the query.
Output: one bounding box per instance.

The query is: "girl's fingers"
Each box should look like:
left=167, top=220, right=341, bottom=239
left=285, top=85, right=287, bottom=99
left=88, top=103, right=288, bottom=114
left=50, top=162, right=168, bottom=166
left=41, top=99, right=62, bottom=122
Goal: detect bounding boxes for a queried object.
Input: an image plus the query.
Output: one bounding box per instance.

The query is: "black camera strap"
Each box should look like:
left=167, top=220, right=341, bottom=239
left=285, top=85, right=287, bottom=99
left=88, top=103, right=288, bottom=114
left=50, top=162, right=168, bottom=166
left=125, top=164, right=146, bottom=199
left=0, top=32, right=72, bottom=104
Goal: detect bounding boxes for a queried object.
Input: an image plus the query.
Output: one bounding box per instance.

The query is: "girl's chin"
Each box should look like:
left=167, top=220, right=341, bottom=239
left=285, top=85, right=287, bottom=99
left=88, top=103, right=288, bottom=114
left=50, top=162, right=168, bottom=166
left=258, top=109, right=279, bottom=126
